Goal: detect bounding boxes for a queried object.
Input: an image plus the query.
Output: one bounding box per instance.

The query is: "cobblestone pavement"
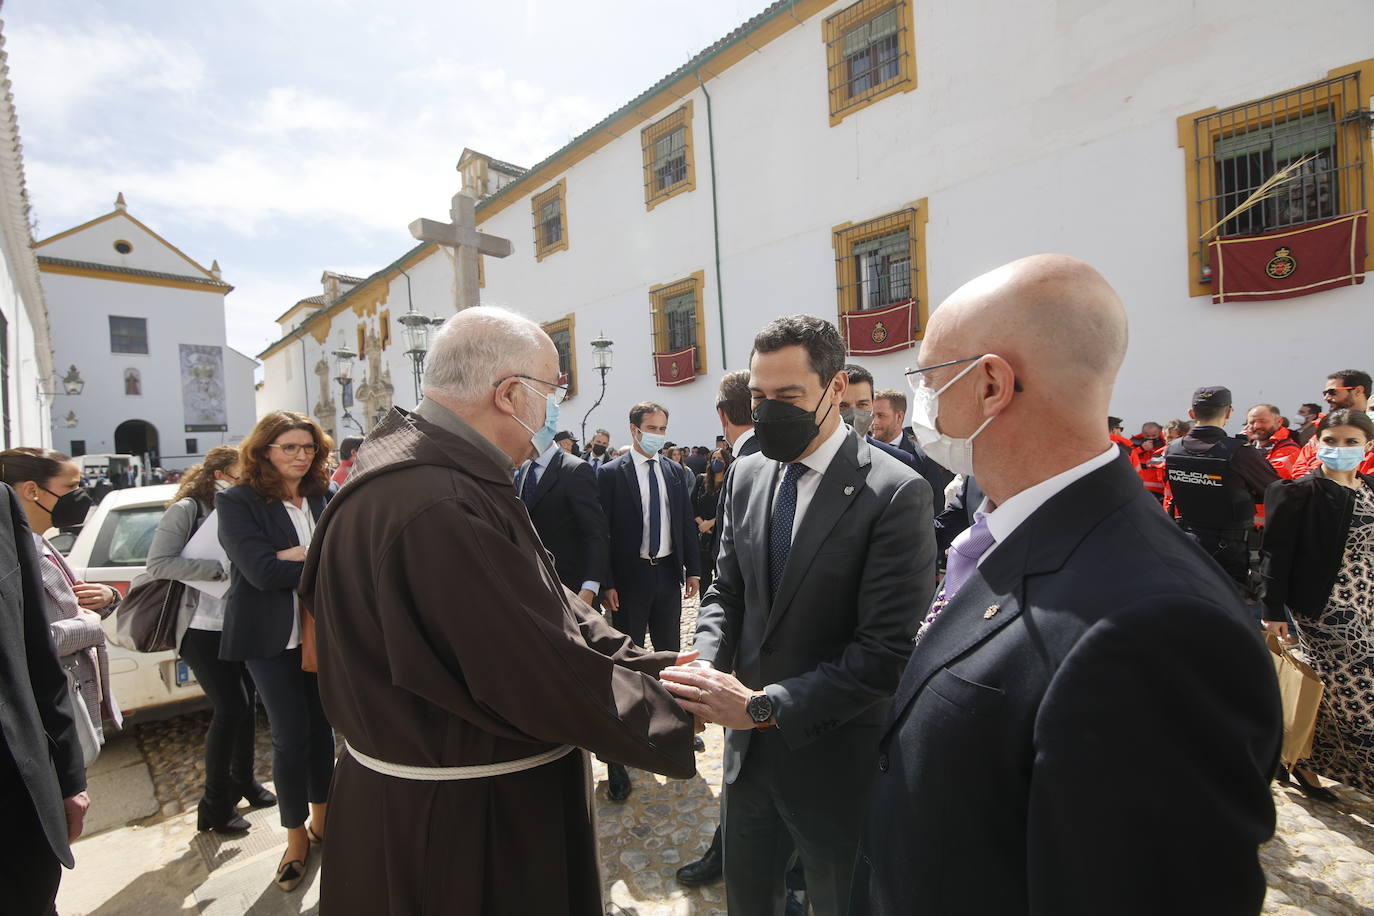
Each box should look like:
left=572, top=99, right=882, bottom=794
left=130, top=597, right=1374, bottom=915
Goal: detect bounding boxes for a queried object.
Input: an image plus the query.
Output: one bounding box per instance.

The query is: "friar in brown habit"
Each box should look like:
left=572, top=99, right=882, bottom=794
left=300, top=306, right=697, bottom=915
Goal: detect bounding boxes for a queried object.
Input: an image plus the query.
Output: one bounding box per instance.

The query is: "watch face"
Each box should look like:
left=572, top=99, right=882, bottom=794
left=747, top=694, right=773, bottom=723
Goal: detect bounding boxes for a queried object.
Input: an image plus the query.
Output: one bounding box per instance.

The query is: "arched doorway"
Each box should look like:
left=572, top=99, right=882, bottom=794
left=114, top=419, right=161, bottom=468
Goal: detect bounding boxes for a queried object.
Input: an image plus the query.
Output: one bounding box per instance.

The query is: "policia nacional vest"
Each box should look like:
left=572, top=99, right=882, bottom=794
left=1164, top=435, right=1254, bottom=536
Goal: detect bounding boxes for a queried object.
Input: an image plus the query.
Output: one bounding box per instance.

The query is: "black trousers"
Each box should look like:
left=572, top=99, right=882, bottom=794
left=0, top=749, right=61, bottom=916
left=180, top=627, right=258, bottom=805
left=612, top=557, right=682, bottom=652
left=244, top=647, right=335, bottom=828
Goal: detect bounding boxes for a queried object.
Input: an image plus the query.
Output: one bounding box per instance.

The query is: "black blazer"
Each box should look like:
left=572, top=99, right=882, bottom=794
left=597, top=451, right=701, bottom=590
left=216, top=484, right=329, bottom=662
left=1261, top=469, right=1374, bottom=621
left=0, top=484, right=85, bottom=869
left=854, top=456, right=1281, bottom=915
left=893, top=431, right=955, bottom=504
left=514, top=450, right=610, bottom=592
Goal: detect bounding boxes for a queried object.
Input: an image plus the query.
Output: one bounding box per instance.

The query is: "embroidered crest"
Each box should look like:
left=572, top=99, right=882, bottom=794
left=871, top=321, right=888, bottom=344
left=669, top=361, right=681, bottom=379
left=1266, top=246, right=1296, bottom=280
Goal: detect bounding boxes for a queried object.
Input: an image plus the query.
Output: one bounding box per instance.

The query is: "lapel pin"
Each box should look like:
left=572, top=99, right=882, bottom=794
left=844, top=485, right=855, bottom=495
left=983, top=604, right=1001, bottom=620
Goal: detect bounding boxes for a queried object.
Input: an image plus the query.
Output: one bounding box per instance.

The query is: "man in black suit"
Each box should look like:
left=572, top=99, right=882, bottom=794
left=660, top=316, right=936, bottom=916
left=853, top=254, right=1281, bottom=914
left=514, top=432, right=609, bottom=603
left=584, top=428, right=612, bottom=472
left=0, top=484, right=89, bottom=913
left=598, top=400, right=701, bottom=800
left=870, top=385, right=954, bottom=501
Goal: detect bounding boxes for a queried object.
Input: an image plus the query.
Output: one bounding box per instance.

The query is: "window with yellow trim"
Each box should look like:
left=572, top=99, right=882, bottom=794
left=823, top=0, right=916, bottom=126
left=379, top=310, right=392, bottom=349
left=831, top=202, right=928, bottom=349
left=542, top=314, right=577, bottom=399
left=650, top=271, right=707, bottom=372
left=1178, top=61, right=1374, bottom=296
left=642, top=102, right=696, bottom=209
left=531, top=179, right=568, bottom=261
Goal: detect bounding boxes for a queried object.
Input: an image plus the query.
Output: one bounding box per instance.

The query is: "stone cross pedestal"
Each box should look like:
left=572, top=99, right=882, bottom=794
left=409, top=190, right=513, bottom=312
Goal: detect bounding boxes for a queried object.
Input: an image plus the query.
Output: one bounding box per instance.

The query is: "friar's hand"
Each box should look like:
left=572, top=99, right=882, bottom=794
left=659, top=666, right=757, bottom=730
left=602, top=588, right=620, bottom=612
left=577, top=588, right=596, bottom=605
left=683, top=576, right=700, bottom=599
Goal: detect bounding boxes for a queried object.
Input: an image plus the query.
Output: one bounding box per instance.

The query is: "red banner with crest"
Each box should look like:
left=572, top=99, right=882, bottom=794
left=840, top=300, right=914, bottom=355
left=1209, top=211, right=1367, bottom=304
left=653, top=346, right=697, bottom=387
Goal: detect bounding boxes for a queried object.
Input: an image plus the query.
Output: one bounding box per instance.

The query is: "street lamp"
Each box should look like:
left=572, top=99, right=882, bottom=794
left=398, top=306, right=433, bottom=403
left=579, top=334, right=613, bottom=446
left=331, top=344, right=363, bottom=434
left=61, top=365, right=85, bottom=396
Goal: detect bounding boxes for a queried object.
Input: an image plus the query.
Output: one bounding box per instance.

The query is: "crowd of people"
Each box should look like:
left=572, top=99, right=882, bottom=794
left=2, top=253, right=1371, bottom=914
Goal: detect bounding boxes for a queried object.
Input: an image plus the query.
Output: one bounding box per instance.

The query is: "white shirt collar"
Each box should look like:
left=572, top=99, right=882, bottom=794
left=887, top=431, right=904, bottom=447
left=981, top=445, right=1118, bottom=546
left=733, top=427, right=755, bottom=454
left=795, top=420, right=848, bottom=477
left=533, top=442, right=560, bottom=469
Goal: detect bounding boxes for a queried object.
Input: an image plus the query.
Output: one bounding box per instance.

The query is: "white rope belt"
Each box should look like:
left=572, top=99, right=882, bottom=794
left=345, top=741, right=575, bottom=781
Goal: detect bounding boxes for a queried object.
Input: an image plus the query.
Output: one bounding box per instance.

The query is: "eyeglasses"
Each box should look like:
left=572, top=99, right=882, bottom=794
left=1323, top=386, right=1356, bottom=398
left=268, top=443, right=318, bottom=457
left=494, top=374, right=569, bottom=406
left=904, top=355, right=1024, bottom=393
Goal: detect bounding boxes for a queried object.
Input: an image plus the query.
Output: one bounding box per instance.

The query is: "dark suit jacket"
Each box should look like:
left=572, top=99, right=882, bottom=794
left=0, top=484, right=84, bottom=869
left=216, top=484, right=329, bottom=661
left=695, top=429, right=936, bottom=783
left=854, top=456, right=1281, bottom=915
left=933, top=474, right=984, bottom=559
left=893, top=430, right=955, bottom=504
left=597, top=451, right=701, bottom=591
left=514, top=450, right=610, bottom=592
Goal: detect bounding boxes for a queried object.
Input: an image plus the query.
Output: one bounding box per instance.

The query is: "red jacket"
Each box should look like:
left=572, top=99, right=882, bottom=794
left=1110, top=433, right=1140, bottom=471
left=1291, top=432, right=1374, bottom=478
left=1256, top=426, right=1302, bottom=480
left=1139, top=445, right=1166, bottom=497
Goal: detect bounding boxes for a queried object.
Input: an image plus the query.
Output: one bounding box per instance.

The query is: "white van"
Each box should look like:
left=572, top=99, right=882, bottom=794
left=61, top=484, right=207, bottom=717
left=79, top=453, right=145, bottom=488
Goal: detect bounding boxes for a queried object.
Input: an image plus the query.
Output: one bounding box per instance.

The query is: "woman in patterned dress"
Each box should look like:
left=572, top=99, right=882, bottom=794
left=1262, top=408, right=1374, bottom=803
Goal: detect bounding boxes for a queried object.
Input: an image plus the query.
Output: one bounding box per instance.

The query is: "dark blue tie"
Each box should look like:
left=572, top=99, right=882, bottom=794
left=769, top=463, right=807, bottom=600
left=647, top=458, right=662, bottom=557
left=521, top=463, right=540, bottom=502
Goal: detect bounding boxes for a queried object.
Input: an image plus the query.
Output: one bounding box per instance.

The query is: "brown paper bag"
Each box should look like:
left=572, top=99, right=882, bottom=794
left=1266, top=633, right=1322, bottom=769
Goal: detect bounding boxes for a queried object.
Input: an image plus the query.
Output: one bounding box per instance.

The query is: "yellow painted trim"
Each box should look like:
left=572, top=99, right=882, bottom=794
left=274, top=299, right=322, bottom=324
left=830, top=199, right=929, bottom=345
left=37, top=259, right=231, bottom=294
left=642, top=101, right=697, bottom=211
left=532, top=178, right=570, bottom=262
left=37, top=208, right=220, bottom=280
left=350, top=282, right=389, bottom=318
left=309, top=317, right=332, bottom=346
left=475, top=0, right=834, bottom=227
left=823, top=0, right=917, bottom=127
left=541, top=313, right=579, bottom=399
left=649, top=269, right=708, bottom=374
left=113, top=238, right=133, bottom=254
left=1177, top=59, right=1374, bottom=298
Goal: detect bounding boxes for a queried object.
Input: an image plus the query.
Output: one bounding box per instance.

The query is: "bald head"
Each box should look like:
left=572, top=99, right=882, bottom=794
left=924, top=254, right=1127, bottom=405
left=423, top=305, right=555, bottom=404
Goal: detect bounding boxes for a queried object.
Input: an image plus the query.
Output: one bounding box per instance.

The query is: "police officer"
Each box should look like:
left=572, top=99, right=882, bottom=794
left=1164, top=386, right=1279, bottom=592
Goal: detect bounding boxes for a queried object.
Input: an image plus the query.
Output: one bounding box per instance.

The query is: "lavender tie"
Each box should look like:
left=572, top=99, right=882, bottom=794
left=916, top=512, right=995, bottom=643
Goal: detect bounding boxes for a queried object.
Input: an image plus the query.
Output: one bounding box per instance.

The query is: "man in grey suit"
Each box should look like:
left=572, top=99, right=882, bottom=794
left=660, top=315, right=937, bottom=915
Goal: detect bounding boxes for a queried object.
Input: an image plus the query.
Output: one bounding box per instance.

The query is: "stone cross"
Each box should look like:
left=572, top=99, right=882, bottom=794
left=409, top=190, right=513, bottom=312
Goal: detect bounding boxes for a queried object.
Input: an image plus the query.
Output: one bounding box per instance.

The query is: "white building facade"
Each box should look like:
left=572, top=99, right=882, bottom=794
left=0, top=22, right=56, bottom=451
left=258, top=0, right=1374, bottom=448
left=36, top=199, right=256, bottom=469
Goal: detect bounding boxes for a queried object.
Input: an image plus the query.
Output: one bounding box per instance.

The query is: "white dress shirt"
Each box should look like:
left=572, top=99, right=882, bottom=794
left=772, top=420, right=849, bottom=545
left=733, top=427, right=756, bottom=455
left=955, top=445, right=1118, bottom=568
left=282, top=499, right=316, bottom=651
left=634, top=448, right=674, bottom=558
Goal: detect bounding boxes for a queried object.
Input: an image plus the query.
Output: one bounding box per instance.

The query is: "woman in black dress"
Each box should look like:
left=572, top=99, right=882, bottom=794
left=691, top=449, right=731, bottom=595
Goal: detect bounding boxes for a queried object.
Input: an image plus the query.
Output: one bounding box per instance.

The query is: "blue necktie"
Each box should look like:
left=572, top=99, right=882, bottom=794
left=647, top=459, right=662, bottom=557
left=768, top=463, right=808, bottom=600
left=521, top=463, right=540, bottom=502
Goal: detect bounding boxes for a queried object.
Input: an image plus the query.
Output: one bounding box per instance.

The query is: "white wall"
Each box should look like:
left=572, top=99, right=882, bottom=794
left=0, top=253, right=52, bottom=449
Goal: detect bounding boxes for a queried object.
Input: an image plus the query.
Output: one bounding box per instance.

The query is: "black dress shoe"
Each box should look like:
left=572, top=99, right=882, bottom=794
left=607, top=762, right=632, bottom=802
left=1292, top=770, right=1339, bottom=803
left=676, top=827, right=722, bottom=886
left=197, top=798, right=251, bottom=834
left=235, top=781, right=278, bottom=808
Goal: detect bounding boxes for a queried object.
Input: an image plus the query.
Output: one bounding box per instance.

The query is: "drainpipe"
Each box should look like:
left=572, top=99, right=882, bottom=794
left=300, top=337, right=310, bottom=413
left=697, top=72, right=727, bottom=370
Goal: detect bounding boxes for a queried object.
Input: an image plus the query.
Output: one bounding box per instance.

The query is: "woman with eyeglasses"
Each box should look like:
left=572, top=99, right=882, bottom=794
left=216, top=412, right=335, bottom=892
left=145, top=445, right=276, bottom=835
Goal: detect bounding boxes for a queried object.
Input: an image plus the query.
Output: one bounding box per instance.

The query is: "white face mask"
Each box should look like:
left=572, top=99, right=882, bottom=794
left=906, top=356, right=996, bottom=476
left=215, top=478, right=235, bottom=492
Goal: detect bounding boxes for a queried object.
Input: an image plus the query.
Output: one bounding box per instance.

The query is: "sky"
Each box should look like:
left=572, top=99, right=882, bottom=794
left=6, top=0, right=774, bottom=359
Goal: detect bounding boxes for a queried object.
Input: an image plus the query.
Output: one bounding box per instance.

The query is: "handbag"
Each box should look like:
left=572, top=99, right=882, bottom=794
left=1266, top=633, right=1323, bottom=770
left=114, top=574, right=185, bottom=653
left=64, top=666, right=102, bottom=767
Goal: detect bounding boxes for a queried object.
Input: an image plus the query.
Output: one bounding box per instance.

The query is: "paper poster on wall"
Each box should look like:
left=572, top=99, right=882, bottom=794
left=180, top=344, right=228, bottom=432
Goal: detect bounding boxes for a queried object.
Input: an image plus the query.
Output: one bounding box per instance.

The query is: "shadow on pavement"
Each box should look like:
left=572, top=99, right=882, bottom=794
left=87, top=849, right=204, bottom=915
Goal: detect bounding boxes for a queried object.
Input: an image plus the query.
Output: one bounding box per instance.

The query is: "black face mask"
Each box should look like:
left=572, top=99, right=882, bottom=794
left=591, top=443, right=607, bottom=456
left=752, top=390, right=834, bottom=463
left=40, top=485, right=94, bottom=529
